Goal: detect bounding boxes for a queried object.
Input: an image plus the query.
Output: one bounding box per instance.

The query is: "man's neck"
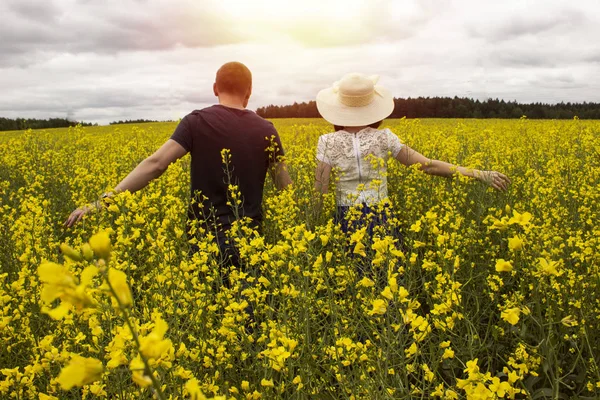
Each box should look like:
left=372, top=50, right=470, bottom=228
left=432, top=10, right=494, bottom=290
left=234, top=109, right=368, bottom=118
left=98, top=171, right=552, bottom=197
left=218, top=96, right=246, bottom=110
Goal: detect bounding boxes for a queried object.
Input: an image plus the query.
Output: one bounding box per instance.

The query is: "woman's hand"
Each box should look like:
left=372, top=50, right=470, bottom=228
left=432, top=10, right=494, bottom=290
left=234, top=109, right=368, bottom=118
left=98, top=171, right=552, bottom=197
left=64, top=203, right=98, bottom=228
left=476, top=170, right=511, bottom=191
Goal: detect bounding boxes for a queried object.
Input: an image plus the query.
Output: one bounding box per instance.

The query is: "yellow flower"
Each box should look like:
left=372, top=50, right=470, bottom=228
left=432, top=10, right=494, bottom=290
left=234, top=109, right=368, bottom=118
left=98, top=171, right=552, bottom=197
left=410, top=220, right=422, bottom=233
left=370, top=299, right=388, bottom=315
left=491, top=219, right=509, bottom=231
left=139, top=316, right=172, bottom=360
left=38, top=262, right=74, bottom=301
left=261, top=378, right=274, bottom=387
left=241, top=380, right=250, bottom=391
left=431, top=384, right=444, bottom=397
left=56, top=355, right=103, bottom=390
left=472, top=383, right=493, bottom=398
left=489, top=377, right=512, bottom=398
left=89, top=230, right=112, bottom=260
left=508, top=236, right=524, bottom=251
left=37, top=262, right=96, bottom=318
left=405, top=342, right=418, bottom=358
left=130, top=356, right=152, bottom=388
left=258, top=276, right=271, bottom=287
left=397, top=286, right=409, bottom=301
left=389, top=276, right=398, bottom=293
left=353, top=242, right=366, bottom=257
left=44, top=303, right=72, bottom=320
left=442, top=348, right=455, bottom=359
left=358, top=277, right=375, bottom=287
left=464, top=359, right=479, bottom=375
left=292, top=375, right=304, bottom=389
left=561, top=315, right=578, bottom=327
left=508, top=210, right=532, bottom=226
left=495, top=259, right=513, bottom=272
left=108, top=269, right=133, bottom=307
left=381, top=286, right=393, bottom=300
left=39, top=395, right=59, bottom=400
left=81, top=265, right=99, bottom=286
left=538, top=257, right=560, bottom=276
left=422, top=363, right=434, bottom=382
left=185, top=378, right=207, bottom=400
left=501, top=307, right=521, bottom=325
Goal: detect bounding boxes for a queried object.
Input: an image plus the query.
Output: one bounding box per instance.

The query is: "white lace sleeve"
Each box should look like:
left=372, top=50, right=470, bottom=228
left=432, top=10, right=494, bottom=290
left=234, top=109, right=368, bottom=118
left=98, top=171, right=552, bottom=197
left=316, top=135, right=332, bottom=165
left=384, top=128, right=404, bottom=159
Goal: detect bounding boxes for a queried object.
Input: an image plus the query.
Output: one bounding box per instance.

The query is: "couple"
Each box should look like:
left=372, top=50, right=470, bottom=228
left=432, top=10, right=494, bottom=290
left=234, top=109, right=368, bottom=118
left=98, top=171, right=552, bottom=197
left=65, top=62, right=510, bottom=264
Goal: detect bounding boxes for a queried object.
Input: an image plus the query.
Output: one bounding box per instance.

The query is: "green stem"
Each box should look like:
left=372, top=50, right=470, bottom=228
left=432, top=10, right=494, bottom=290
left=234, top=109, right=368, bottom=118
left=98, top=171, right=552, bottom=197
left=104, top=265, right=166, bottom=400
left=581, top=319, right=600, bottom=382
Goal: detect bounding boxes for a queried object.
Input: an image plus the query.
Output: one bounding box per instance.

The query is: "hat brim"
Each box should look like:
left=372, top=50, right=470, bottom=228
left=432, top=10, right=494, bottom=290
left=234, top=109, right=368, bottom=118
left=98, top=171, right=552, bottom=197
left=316, top=85, right=395, bottom=127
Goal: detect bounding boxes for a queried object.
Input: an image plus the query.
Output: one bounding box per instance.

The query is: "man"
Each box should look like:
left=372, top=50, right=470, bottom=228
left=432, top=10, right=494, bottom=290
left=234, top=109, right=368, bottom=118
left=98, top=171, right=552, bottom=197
left=65, top=62, right=292, bottom=265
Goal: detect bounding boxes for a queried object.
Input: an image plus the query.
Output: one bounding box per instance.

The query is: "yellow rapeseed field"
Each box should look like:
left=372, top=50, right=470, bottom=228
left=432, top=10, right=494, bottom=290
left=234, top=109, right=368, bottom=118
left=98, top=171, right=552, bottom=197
left=0, top=118, right=599, bottom=399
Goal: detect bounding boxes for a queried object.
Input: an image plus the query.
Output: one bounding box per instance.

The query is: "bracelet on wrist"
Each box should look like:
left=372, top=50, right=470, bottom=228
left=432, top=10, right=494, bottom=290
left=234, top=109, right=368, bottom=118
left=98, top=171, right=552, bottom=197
left=100, top=192, right=113, bottom=208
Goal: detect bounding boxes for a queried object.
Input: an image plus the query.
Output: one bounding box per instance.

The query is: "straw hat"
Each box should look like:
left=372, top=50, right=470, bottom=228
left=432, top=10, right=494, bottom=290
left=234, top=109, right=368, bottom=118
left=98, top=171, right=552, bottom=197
left=316, top=73, right=394, bottom=126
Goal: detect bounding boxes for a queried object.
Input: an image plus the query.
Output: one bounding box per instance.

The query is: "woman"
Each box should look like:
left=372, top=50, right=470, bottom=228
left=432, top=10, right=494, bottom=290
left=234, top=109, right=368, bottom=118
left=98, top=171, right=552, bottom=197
left=314, top=73, right=510, bottom=233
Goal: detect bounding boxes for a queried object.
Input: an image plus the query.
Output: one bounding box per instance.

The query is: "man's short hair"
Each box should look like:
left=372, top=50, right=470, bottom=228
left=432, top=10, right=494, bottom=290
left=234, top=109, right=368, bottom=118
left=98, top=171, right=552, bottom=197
left=216, top=62, right=252, bottom=97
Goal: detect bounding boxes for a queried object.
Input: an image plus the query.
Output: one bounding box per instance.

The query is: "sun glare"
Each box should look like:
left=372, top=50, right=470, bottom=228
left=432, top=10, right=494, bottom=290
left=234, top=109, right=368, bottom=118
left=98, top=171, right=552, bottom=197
left=219, top=0, right=363, bottom=22
left=215, top=0, right=367, bottom=46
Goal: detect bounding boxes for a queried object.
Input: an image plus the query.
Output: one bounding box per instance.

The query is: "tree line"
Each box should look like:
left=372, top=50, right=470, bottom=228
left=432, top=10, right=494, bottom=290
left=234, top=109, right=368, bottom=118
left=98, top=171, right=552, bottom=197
left=4, top=97, right=597, bottom=132
left=256, top=97, right=600, bottom=119
left=109, top=119, right=168, bottom=125
left=0, top=117, right=171, bottom=131
left=0, top=117, right=95, bottom=132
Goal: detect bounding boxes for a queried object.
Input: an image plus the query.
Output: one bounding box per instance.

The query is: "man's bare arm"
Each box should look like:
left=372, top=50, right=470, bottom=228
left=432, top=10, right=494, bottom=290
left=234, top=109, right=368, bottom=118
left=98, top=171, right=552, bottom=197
left=269, top=161, right=293, bottom=190
left=64, top=139, right=188, bottom=227
left=113, top=139, right=188, bottom=193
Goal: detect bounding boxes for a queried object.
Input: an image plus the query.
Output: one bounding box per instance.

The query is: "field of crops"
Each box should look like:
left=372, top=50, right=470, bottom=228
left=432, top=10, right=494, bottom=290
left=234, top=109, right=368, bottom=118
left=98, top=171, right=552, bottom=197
left=0, top=118, right=599, bottom=399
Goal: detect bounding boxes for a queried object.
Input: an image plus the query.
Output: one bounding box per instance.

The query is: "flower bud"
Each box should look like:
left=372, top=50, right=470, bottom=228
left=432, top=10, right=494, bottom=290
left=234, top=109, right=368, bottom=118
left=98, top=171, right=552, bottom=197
left=80, top=243, right=94, bottom=261
left=60, top=243, right=83, bottom=262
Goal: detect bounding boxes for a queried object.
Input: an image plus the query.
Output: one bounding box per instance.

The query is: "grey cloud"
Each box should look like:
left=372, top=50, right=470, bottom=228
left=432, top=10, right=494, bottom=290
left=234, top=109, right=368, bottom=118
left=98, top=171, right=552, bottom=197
left=500, top=10, right=583, bottom=39
left=180, top=92, right=216, bottom=105
left=491, top=51, right=556, bottom=68
left=468, top=7, right=587, bottom=42
left=0, top=88, right=154, bottom=113
left=275, top=86, right=297, bottom=97
left=8, top=0, right=62, bottom=22
left=585, top=53, right=600, bottom=63
left=527, top=73, right=587, bottom=90
left=482, top=39, right=600, bottom=70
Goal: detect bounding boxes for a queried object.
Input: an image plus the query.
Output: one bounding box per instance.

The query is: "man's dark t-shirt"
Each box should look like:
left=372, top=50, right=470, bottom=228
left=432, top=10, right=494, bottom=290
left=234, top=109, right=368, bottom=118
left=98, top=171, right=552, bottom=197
left=170, top=105, right=284, bottom=232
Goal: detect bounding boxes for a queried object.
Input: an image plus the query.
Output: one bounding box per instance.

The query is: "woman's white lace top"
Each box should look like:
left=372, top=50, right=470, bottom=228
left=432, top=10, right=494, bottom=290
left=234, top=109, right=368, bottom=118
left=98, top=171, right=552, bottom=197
left=316, top=127, right=405, bottom=206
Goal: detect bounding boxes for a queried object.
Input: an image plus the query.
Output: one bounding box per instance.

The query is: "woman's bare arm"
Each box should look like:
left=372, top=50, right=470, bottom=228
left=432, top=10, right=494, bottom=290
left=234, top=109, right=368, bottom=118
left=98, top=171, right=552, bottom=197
left=395, top=145, right=511, bottom=191
left=315, top=161, right=332, bottom=194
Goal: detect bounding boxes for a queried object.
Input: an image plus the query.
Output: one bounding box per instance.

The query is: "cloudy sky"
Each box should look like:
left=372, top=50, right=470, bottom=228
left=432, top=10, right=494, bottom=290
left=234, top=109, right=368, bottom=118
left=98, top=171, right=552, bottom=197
left=1, top=0, right=599, bottom=124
